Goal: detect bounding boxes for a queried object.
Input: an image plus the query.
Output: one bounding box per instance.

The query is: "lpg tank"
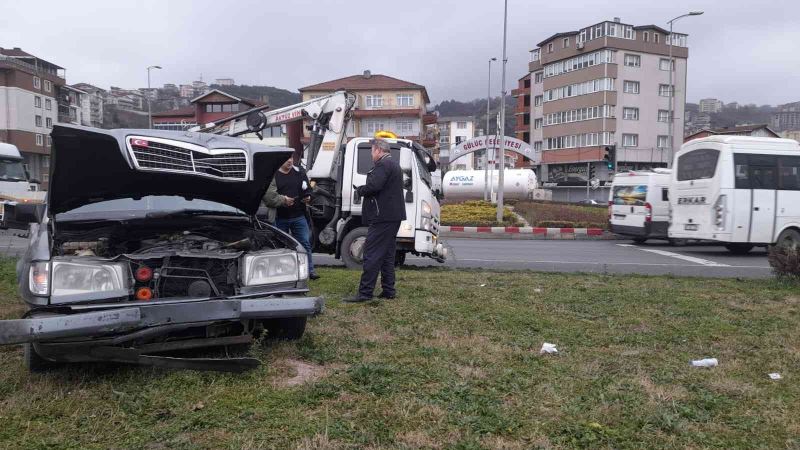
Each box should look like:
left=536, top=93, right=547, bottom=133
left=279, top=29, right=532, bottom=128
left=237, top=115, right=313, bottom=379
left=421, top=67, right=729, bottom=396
left=443, top=169, right=538, bottom=201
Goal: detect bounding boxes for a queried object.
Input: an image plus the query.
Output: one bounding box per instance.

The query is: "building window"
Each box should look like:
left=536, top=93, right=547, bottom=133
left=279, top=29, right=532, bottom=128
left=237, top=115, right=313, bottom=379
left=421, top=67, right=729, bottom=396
left=523, top=79, right=531, bottom=89
left=624, top=26, right=634, bottom=39
left=643, top=32, right=649, bottom=42
left=33, top=77, right=41, bottom=89
left=623, top=107, right=639, bottom=120
left=547, top=43, right=553, bottom=53
left=534, top=118, right=542, bottom=129
left=659, top=58, right=674, bottom=71
left=658, top=110, right=670, bottom=122
left=543, top=77, right=614, bottom=102
left=659, top=84, right=674, bottom=97
left=623, top=54, right=641, bottom=67
left=622, top=134, right=638, bottom=147
left=534, top=95, right=543, bottom=106
left=46, top=136, right=52, bottom=147
left=44, top=80, right=51, bottom=92
left=523, top=95, right=530, bottom=107
left=35, top=115, right=42, bottom=127
left=34, top=96, right=41, bottom=108
left=623, top=80, right=640, bottom=94
left=657, top=135, right=671, bottom=148
left=456, top=121, right=467, bottom=129
left=653, top=33, right=660, bottom=44
left=534, top=72, right=543, bottom=83
left=46, top=117, right=52, bottom=129
left=563, top=37, right=570, bottom=48
left=366, top=121, right=386, bottom=134
left=543, top=50, right=616, bottom=78
left=36, top=134, right=43, bottom=146
left=396, top=120, right=414, bottom=134
left=534, top=141, right=542, bottom=151
left=543, top=104, right=615, bottom=126
left=396, top=94, right=414, bottom=107
left=45, top=99, right=52, bottom=110
left=365, top=95, right=383, bottom=108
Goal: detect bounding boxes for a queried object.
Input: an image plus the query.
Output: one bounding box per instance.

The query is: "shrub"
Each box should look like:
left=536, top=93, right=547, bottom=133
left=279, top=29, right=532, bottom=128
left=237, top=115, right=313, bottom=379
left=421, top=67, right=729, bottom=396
left=441, top=200, right=520, bottom=227
left=514, top=201, right=609, bottom=230
left=768, top=245, right=800, bottom=281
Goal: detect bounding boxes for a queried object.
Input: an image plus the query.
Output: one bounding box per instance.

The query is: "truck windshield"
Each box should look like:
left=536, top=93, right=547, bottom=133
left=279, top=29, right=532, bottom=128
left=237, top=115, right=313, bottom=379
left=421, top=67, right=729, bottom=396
left=0, top=158, right=28, bottom=182
left=677, top=149, right=720, bottom=181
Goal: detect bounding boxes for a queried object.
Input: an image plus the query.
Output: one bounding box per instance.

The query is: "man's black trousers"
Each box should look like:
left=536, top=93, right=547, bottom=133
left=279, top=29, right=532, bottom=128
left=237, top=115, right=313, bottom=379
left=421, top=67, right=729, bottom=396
left=358, top=221, right=402, bottom=298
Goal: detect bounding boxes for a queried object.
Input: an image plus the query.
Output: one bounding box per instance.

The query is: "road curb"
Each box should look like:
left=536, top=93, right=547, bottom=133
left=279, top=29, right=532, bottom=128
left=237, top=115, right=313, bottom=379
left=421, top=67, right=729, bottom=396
left=440, top=226, right=617, bottom=240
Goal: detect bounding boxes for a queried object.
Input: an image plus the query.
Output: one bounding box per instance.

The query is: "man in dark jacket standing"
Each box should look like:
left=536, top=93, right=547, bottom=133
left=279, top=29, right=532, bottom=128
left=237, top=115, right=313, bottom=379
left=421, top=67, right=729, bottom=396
left=344, top=139, right=406, bottom=302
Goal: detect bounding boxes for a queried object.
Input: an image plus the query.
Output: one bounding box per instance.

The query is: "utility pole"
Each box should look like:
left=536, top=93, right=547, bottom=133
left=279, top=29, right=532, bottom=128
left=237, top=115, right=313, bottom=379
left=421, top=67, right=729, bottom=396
left=667, top=11, right=703, bottom=167
left=147, top=65, right=162, bottom=129
left=485, top=57, right=496, bottom=201
left=496, top=0, right=508, bottom=223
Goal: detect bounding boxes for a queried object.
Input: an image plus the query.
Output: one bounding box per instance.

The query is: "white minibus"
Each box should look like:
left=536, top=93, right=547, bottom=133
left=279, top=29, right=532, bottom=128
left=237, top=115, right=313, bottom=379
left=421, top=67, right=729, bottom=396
left=668, top=136, right=800, bottom=253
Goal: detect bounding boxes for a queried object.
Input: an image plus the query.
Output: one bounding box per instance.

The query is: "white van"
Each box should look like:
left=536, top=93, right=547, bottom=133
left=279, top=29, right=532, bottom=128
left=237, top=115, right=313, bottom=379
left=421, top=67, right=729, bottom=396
left=608, top=169, right=672, bottom=244
left=669, top=136, right=800, bottom=253
left=0, top=143, right=46, bottom=228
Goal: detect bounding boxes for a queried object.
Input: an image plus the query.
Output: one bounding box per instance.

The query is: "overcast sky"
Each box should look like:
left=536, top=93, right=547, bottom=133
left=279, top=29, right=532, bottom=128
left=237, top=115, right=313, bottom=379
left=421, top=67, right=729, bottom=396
left=2, top=0, right=798, bottom=106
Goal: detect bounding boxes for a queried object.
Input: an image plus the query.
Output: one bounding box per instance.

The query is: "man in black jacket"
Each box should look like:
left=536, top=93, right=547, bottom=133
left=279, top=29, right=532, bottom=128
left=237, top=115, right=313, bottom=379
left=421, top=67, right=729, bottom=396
left=344, top=139, right=406, bottom=302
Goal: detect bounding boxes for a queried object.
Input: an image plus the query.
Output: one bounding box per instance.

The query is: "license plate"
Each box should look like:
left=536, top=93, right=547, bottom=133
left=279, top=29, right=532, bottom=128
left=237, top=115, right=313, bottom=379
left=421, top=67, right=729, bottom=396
left=684, top=224, right=699, bottom=231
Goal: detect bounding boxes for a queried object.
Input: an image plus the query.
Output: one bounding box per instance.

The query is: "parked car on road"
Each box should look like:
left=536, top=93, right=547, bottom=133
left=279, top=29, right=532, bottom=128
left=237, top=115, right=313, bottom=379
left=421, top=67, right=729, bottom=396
left=609, top=169, right=674, bottom=244
left=0, top=124, right=323, bottom=373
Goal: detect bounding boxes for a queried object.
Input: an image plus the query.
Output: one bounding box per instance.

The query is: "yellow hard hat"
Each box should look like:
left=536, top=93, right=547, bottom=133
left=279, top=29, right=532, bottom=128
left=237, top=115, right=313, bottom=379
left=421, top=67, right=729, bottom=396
left=374, top=130, right=397, bottom=139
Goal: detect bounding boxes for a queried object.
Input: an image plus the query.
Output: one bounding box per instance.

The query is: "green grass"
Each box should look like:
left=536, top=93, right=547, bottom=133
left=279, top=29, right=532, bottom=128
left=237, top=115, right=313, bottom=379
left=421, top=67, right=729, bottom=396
left=1, top=259, right=800, bottom=449
left=514, top=201, right=609, bottom=229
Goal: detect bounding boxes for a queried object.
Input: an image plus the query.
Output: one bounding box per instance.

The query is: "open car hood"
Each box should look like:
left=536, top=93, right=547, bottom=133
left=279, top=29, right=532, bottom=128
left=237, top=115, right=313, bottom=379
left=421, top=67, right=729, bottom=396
left=49, top=124, right=293, bottom=216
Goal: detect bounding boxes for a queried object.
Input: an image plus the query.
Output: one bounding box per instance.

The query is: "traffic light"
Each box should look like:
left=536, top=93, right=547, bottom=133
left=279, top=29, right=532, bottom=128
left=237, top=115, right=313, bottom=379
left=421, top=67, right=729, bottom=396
left=588, top=164, right=596, bottom=179
left=603, top=145, right=616, bottom=171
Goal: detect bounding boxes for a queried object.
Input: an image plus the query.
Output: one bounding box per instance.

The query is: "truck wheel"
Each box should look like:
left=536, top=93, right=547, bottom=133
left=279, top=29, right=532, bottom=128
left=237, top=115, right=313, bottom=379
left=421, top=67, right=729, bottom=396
left=395, top=251, right=407, bottom=267
left=725, top=243, right=754, bottom=255
left=668, top=238, right=687, bottom=247
left=341, top=227, right=369, bottom=269
left=24, top=343, right=58, bottom=373
left=632, top=238, right=647, bottom=245
left=262, top=317, right=307, bottom=341
left=775, top=228, right=800, bottom=250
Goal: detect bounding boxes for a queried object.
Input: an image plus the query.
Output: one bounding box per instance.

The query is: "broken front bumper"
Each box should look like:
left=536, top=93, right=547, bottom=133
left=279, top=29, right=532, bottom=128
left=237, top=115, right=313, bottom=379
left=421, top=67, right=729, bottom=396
left=0, top=296, right=324, bottom=345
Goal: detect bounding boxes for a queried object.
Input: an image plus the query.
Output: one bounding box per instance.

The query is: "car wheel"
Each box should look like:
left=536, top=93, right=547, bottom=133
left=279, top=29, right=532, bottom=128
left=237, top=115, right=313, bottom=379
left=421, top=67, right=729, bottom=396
left=262, top=317, right=307, bottom=341
left=725, top=243, right=754, bottom=255
left=632, top=238, right=647, bottom=245
left=24, top=343, right=58, bottom=373
left=668, top=238, right=687, bottom=247
left=341, top=227, right=369, bottom=269
left=395, top=251, right=407, bottom=267
left=775, top=228, right=800, bottom=251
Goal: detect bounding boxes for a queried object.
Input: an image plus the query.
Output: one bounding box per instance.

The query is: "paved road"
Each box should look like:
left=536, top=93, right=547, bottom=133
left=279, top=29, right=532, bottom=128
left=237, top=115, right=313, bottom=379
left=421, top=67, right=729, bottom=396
left=316, top=238, right=774, bottom=279
left=0, top=230, right=773, bottom=279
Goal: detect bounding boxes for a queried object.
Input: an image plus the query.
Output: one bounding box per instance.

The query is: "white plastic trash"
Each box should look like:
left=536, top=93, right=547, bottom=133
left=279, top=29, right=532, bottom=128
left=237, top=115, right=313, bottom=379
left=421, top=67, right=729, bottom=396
left=540, top=343, right=558, bottom=354
left=769, top=373, right=782, bottom=380
left=691, top=358, right=718, bottom=368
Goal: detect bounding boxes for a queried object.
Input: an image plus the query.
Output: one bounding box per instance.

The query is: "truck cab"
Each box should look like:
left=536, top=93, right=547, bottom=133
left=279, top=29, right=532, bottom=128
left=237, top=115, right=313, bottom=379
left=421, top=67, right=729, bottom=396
left=0, top=143, right=46, bottom=229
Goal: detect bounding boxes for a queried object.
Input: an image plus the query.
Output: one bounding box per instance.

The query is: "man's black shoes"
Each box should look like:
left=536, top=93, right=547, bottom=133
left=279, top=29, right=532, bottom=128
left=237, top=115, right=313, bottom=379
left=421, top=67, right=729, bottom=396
left=342, top=295, right=373, bottom=303
left=377, top=292, right=396, bottom=299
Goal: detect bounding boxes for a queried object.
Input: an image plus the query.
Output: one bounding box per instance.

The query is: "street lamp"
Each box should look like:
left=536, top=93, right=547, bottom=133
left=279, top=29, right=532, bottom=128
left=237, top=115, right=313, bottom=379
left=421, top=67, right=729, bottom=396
left=485, top=57, right=497, bottom=201
left=496, top=0, right=508, bottom=223
left=667, top=11, right=702, bottom=167
left=147, top=65, right=162, bottom=129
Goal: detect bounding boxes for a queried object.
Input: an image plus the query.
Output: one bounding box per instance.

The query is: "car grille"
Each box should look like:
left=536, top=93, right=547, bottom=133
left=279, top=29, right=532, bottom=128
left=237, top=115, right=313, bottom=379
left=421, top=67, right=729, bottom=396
left=128, top=137, right=248, bottom=181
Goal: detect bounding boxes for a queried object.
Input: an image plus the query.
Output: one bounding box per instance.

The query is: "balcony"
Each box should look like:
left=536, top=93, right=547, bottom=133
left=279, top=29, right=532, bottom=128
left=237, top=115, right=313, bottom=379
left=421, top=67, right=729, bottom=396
left=515, top=103, right=531, bottom=115
left=423, top=113, right=438, bottom=125
left=511, top=87, right=530, bottom=98
left=514, top=121, right=530, bottom=133
left=0, top=55, right=66, bottom=80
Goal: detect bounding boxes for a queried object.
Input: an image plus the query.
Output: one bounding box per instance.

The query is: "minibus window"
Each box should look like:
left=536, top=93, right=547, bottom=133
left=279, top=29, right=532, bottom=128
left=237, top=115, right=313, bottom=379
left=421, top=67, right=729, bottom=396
left=749, top=155, right=777, bottom=190
left=661, top=188, right=669, bottom=202
left=734, top=153, right=750, bottom=189
left=677, top=149, right=720, bottom=181
left=779, top=156, right=800, bottom=191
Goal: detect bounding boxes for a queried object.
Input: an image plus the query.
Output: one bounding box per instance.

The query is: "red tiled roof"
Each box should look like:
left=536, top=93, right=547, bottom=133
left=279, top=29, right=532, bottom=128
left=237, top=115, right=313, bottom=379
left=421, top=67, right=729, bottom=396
left=152, top=106, right=196, bottom=118
left=299, top=73, right=430, bottom=103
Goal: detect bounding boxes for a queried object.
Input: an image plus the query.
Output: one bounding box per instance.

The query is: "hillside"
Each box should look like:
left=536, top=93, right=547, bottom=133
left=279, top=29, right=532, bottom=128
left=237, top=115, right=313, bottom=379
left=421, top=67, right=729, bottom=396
left=434, top=96, right=517, bottom=136
left=209, top=84, right=301, bottom=108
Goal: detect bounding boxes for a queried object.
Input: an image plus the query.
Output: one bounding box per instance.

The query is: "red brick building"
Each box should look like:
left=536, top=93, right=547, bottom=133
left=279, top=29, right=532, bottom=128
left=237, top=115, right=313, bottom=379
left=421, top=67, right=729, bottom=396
left=151, top=89, right=265, bottom=131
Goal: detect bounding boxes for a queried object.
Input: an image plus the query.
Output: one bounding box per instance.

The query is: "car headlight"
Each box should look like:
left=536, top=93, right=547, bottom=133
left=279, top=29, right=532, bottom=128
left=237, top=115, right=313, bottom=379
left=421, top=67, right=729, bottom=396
left=30, top=261, right=129, bottom=300
left=242, top=249, right=307, bottom=286
left=422, top=200, right=432, bottom=218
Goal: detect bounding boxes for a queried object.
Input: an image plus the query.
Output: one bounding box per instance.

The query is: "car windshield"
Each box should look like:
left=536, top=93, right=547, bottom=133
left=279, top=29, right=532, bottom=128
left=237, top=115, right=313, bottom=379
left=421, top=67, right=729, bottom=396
left=56, top=196, right=245, bottom=221
left=612, top=185, right=647, bottom=206
left=0, top=158, right=28, bottom=182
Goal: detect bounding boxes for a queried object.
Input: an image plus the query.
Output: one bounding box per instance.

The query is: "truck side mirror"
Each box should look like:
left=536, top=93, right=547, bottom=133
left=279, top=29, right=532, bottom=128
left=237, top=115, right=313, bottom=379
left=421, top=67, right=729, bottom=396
left=399, top=150, right=413, bottom=172
left=403, top=176, right=412, bottom=190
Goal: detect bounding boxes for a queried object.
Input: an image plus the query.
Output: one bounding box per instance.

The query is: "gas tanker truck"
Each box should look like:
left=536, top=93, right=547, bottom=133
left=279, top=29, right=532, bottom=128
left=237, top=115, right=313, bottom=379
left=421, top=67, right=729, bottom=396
left=443, top=169, right=540, bottom=201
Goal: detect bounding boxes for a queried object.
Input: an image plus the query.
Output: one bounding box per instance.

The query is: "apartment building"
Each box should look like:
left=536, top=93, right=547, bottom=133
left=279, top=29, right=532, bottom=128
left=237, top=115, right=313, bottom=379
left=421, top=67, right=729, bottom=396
left=298, top=71, right=437, bottom=150
left=698, top=98, right=723, bottom=113
left=71, top=83, right=105, bottom=127
left=523, top=18, right=689, bottom=199
left=772, top=101, right=800, bottom=132
left=58, top=85, right=86, bottom=126
left=215, top=78, right=235, bottom=86
left=152, top=89, right=266, bottom=131
left=437, top=116, right=475, bottom=170
left=0, top=47, right=68, bottom=186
